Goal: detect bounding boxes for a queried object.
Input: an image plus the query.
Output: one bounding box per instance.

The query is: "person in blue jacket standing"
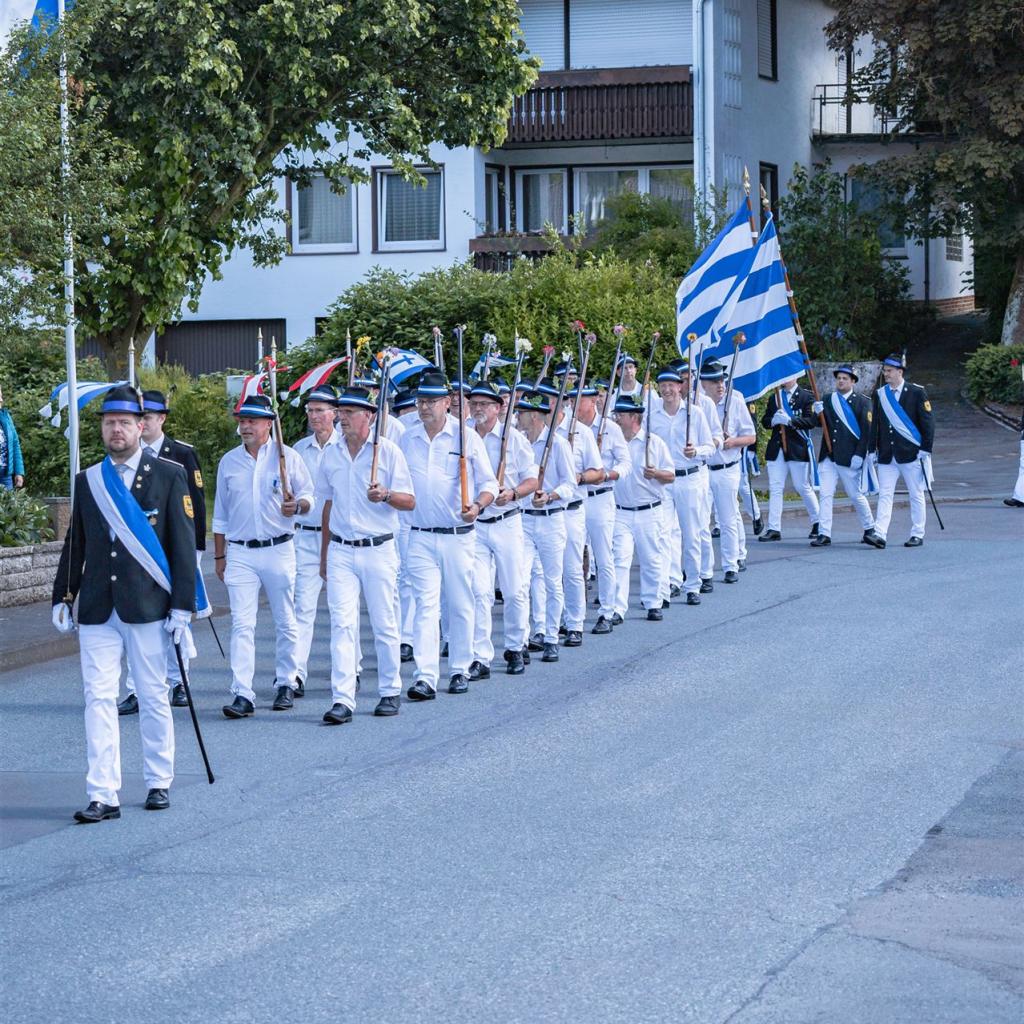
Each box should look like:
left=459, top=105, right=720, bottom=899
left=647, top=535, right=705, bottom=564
left=0, top=384, right=26, bottom=490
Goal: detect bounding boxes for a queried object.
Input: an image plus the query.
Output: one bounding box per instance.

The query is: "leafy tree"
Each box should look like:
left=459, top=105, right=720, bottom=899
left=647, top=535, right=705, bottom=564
left=826, top=0, right=1024, bottom=345
left=4, top=0, right=536, bottom=374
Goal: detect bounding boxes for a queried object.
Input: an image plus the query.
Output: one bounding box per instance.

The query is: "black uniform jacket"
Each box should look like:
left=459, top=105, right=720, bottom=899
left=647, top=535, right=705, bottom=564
left=52, top=453, right=197, bottom=625
left=871, top=381, right=935, bottom=464
left=819, top=391, right=871, bottom=467
left=761, top=387, right=818, bottom=463
left=156, top=436, right=206, bottom=550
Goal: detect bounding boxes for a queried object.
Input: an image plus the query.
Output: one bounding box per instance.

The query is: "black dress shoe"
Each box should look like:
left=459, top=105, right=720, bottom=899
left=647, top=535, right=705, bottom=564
left=468, top=660, right=490, bottom=680
left=170, top=684, right=189, bottom=707
left=661, top=598, right=671, bottom=609
left=558, top=624, right=568, bottom=637
left=117, top=693, right=139, bottom=716
left=293, top=677, right=305, bottom=698
left=699, top=578, right=714, bottom=594
left=1004, top=497, right=1024, bottom=508
left=646, top=608, right=663, bottom=621
left=504, top=649, right=525, bottom=675
left=564, top=630, right=583, bottom=647
left=541, top=643, right=559, bottom=662
left=400, top=643, right=414, bottom=663
left=74, top=801, right=120, bottom=824
left=808, top=522, right=820, bottom=538
left=669, top=584, right=682, bottom=598
left=737, top=559, right=747, bottom=572
left=323, top=703, right=353, bottom=725
left=448, top=674, right=469, bottom=694
left=758, top=529, right=782, bottom=542
left=355, top=674, right=361, bottom=694
left=591, top=616, right=612, bottom=634
left=904, top=536, right=924, bottom=547
left=711, top=525, right=721, bottom=538
left=144, top=788, right=170, bottom=811
left=724, top=570, right=739, bottom=583
left=272, top=685, right=294, bottom=711
left=406, top=680, right=436, bottom=701
left=440, top=641, right=449, bottom=658
left=527, top=633, right=545, bottom=653
left=862, top=530, right=886, bottom=549
left=374, top=695, right=401, bottom=717
left=223, top=695, right=254, bottom=718
left=753, top=516, right=764, bottom=535
left=521, top=645, right=531, bottom=665
left=592, top=597, right=601, bottom=608
left=686, top=592, right=701, bottom=606
left=494, top=588, right=504, bottom=604
left=610, top=612, right=624, bottom=626
left=809, top=534, right=831, bottom=547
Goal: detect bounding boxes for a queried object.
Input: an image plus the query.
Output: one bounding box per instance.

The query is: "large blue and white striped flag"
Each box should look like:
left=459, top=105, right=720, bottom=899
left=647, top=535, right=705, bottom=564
left=701, top=214, right=806, bottom=401
left=38, top=380, right=128, bottom=426
left=372, top=348, right=433, bottom=387
left=0, top=1, right=60, bottom=44
left=675, top=201, right=758, bottom=355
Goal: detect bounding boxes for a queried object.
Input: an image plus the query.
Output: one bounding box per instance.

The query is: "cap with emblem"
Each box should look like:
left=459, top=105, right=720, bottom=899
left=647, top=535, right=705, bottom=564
left=99, top=385, right=144, bottom=416
left=233, top=394, right=275, bottom=419
left=536, top=376, right=561, bottom=397
left=304, top=384, right=340, bottom=405
left=553, top=361, right=577, bottom=378
left=833, top=364, right=859, bottom=382
left=392, top=387, right=417, bottom=412
left=335, top=386, right=376, bottom=411
left=492, top=375, right=512, bottom=396
left=613, top=395, right=645, bottom=415
left=468, top=381, right=502, bottom=403
left=516, top=390, right=552, bottom=413
left=141, top=389, right=169, bottom=413
left=416, top=370, right=451, bottom=398
left=699, top=360, right=728, bottom=381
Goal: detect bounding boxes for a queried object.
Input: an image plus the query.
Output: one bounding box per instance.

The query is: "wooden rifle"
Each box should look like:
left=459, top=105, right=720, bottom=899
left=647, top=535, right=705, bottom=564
left=566, top=332, right=594, bottom=449
left=496, top=346, right=528, bottom=488
left=268, top=334, right=293, bottom=502
left=455, top=325, right=470, bottom=512
left=535, top=364, right=571, bottom=494
left=432, top=325, right=444, bottom=374
left=685, top=331, right=696, bottom=448
left=640, top=331, right=660, bottom=467
left=721, top=331, right=745, bottom=441
left=369, top=351, right=391, bottom=486
left=596, top=333, right=624, bottom=451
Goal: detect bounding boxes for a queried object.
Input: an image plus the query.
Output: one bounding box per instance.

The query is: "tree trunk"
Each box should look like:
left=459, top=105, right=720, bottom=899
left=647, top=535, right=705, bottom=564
left=96, top=322, right=143, bottom=379
left=1002, top=249, right=1024, bottom=346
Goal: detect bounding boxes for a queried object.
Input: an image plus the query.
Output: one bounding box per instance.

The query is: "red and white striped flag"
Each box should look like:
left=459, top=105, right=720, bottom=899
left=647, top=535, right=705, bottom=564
left=234, top=371, right=268, bottom=412
left=282, top=356, right=348, bottom=406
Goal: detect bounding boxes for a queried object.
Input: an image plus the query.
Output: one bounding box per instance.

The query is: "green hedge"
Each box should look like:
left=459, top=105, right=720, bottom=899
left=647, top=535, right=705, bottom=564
left=0, top=487, right=54, bottom=546
left=964, top=344, right=1024, bottom=405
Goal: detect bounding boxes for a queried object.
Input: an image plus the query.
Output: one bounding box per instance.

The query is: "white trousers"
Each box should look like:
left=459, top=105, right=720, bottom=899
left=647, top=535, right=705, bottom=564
left=707, top=463, right=743, bottom=572
left=397, top=521, right=415, bottom=646
left=584, top=490, right=617, bottom=617
left=875, top=459, right=927, bottom=540
left=473, top=512, right=529, bottom=662
left=818, top=459, right=875, bottom=537
left=738, top=460, right=759, bottom=560
left=613, top=506, right=665, bottom=615
left=657, top=491, right=683, bottom=595
left=562, top=506, right=587, bottom=631
left=1014, top=440, right=1024, bottom=502
left=326, top=538, right=401, bottom=708
left=523, top=511, right=567, bottom=643
left=79, top=612, right=173, bottom=805
left=767, top=453, right=820, bottom=532
left=407, top=529, right=476, bottom=689
left=224, top=541, right=299, bottom=701
left=293, top=529, right=324, bottom=685
left=698, top=473, right=715, bottom=578
left=671, top=471, right=707, bottom=595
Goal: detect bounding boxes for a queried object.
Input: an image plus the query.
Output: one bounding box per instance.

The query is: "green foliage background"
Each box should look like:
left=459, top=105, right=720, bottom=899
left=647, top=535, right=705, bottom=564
left=964, top=344, right=1024, bottom=405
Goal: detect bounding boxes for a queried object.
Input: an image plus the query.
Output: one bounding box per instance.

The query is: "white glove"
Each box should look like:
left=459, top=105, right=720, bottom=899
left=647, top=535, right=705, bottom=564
left=52, top=602, right=75, bottom=634
left=850, top=455, right=864, bottom=471
left=164, top=608, right=191, bottom=646
left=919, top=451, right=933, bottom=483
left=811, top=400, right=824, bottom=415
left=771, top=410, right=791, bottom=427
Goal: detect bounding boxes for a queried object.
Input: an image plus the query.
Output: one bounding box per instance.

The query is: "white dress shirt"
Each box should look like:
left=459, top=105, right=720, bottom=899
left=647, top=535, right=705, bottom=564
left=527, top=428, right=576, bottom=506
left=470, top=419, right=539, bottom=515
left=706, top=391, right=756, bottom=467
left=582, top=414, right=631, bottom=488
left=399, top=414, right=499, bottom=528
left=657, top=404, right=716, bottom=471
left=294, top=429, right=341, bottom=527
left=212, top=441, right=315, bottom=541
left=556, top=413, right=602, bottom=499
left=614, top=431, right=673, bottom=507
left=142, top=433, right=165, bottom=460
left=315, top=435, right=413, bottom=539
left=385, top=416, right=406, bottom=443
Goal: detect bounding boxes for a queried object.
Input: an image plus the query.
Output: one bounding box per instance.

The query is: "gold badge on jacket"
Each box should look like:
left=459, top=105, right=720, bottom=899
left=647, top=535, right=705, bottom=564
left=183, top=495, right=195, bottom=519
left=924, top=400, right=932, bottom=412
left=194, top=469, right=204, bottom=489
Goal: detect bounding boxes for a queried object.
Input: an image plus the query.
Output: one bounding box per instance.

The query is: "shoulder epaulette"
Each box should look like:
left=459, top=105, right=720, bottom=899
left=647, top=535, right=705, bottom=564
left=171, top=438, right=195, bottom=449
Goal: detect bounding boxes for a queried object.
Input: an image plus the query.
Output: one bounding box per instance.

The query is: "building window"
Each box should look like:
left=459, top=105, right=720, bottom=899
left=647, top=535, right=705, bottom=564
left=723, top=154, right=745, bottom=212
left=573, top=166, right=693, bottom=232
left=376, top=168, right=444, bottom=251
left=759, top=163, right=779, bottom=227
left=518, top=170, right=567, bottom=233
left=757, top=0, right=778, bottom=80
left=946, top=227, right=963, bottom=262
left=292, top=175, right=356, bottom=253
left=850, top=178, right=906, bottom=253
left=485, top=168, right=503, bottom=233
left=649, top=168, right=695, bottom=224
left=723, top=2, right=742, bottom=109
left=577, top=169, right=639, bottom=229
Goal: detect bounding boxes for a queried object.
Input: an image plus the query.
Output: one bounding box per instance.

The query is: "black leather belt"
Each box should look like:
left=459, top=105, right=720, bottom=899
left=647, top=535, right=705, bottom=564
left=331, top=532, right=394, bottom=547
left=524, top=507, right=565, bottom=516
left=229, top=533, right=292, bottom=549
left=616, top=500, right=662, bottom=512
left=587, top=487, right=613, bottom=497
left=566, top=499, right=583, bottom=510
left=296, top=523, right=322, bottom=531
left=674, top=466, right=701, bottom=478
left=478, top=508, right=521, bottom=524
left=410, top=525, right=475, bottom=535
left=708, top=460, right=740, bottom=472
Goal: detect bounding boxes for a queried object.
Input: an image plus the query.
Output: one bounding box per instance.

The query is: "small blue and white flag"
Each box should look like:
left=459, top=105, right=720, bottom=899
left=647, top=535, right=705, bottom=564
left=469, top=352, right=516, bottom=381
left=39, top=380, right=128, bottom=427
left=378, top=348, right=433, bottom=387
left=701, top=214, right=806, bottom=402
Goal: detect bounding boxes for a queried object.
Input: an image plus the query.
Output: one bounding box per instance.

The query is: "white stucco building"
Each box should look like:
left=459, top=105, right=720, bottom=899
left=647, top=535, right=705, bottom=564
left=164, top=0, right=973, bottom=371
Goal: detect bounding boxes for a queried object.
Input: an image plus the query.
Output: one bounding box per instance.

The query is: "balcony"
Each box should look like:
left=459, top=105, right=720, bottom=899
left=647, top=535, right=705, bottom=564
left=505, top=66, right=693, bottom=147
left=811, top=84, right=943, bottom=141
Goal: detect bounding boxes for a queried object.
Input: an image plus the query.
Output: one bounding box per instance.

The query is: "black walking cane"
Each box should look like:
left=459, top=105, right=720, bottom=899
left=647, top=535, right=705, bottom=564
left=921, top=457, right=945, bottom=530
left=173, top=640, right=215, bottom=784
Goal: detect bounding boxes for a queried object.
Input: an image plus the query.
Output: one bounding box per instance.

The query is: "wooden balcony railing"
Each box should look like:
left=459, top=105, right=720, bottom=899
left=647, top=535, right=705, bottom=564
left=506, top=66, right=692, bottom=145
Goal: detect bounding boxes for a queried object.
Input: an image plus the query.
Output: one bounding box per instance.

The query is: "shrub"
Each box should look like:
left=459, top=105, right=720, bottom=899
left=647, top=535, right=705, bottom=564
left=964, top=344, right=1024, bottom=405
left=0, top=487, right=55, bottom=547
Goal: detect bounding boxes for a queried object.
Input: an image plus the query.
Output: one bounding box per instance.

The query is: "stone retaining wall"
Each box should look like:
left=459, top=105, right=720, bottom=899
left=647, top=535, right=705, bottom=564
left=0, top=542, right=63, bottom=608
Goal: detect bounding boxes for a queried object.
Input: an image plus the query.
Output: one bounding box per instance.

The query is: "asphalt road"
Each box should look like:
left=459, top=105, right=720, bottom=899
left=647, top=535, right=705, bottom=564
left=1, top=501, right=1022, bottom=1024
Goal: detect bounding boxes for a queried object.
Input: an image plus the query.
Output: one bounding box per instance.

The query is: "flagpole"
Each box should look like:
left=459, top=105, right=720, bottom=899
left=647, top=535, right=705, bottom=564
left=58, top=0, right=79, bottom=497
left=760, top=186, right=832, bottom=454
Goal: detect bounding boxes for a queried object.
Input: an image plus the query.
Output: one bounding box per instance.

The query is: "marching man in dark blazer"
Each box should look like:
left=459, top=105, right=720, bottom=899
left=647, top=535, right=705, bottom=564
left=52, top=386, right=196, bottom=823
left=759, top=376, right=821, bottom=541
left=812, top=366, right=884, bottom=549
left=119, top=388, right=206, bottom=713
left=871, top=353, right=935, bottom=547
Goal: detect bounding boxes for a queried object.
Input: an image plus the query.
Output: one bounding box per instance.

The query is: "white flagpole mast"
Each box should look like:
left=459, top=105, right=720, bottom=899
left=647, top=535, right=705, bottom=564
left=58, top=0, right=79, bottom=496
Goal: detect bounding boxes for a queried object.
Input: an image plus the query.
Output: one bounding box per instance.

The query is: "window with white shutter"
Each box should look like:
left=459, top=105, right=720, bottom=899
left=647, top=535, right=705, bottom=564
left=376, top=169, right=444, bottom=251
left=569, top=0, right=692, bottom=68
left=757, top=0, right=777, bottom=80
left=293, top=175, right=357, bottom=253
left=723, top=2, right=742, bottom=109
left=517, top=0, right=565, bottom=71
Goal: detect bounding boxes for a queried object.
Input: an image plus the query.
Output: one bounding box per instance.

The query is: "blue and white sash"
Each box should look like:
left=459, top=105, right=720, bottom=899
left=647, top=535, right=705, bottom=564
left=831, top=391, right=861, bottom=440
left=862, top=454, right=879, bottom=495
left=781, top=390, right=820, bottom=489
left=878, top=386, right=921, bottom=447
